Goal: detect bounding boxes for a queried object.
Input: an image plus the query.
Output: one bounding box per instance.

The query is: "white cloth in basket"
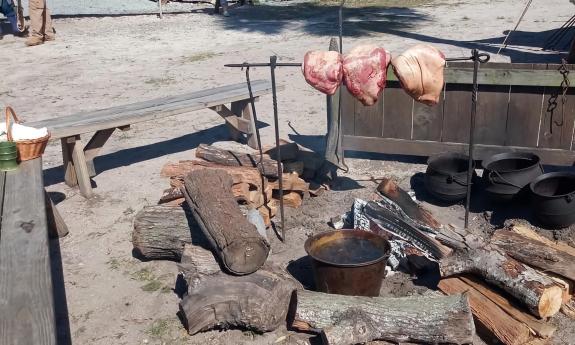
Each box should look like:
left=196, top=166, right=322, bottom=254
left=0, top=122, right=48, bottom=141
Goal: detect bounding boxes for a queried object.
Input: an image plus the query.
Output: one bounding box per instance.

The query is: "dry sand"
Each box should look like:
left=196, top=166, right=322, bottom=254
left=1, top=0, right=575, bottom=344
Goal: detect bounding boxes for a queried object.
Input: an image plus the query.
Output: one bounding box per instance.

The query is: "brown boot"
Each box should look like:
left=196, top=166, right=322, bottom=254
left=45, top=29, right=56, bottom=42
left=25, top=36, right=44, bottom=46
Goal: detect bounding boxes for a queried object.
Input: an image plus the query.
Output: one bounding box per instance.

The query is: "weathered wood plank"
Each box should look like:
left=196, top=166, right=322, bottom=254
left=342, top=136, right=575, bottom=165
left=538, top=87, right=575, bottom=150
left=28, top=81, right=278, bottom=140
left=506, top=86, right=544, bottom=147
left=231, top=100, right=258, bottom=149
left=412, top=93, right=444, bottom=141
left=354, top=90, right=384, bottom=137
left=386, top=64, right=575, bottom=86
left=341, top=89, right=355, bottom=135
left=0, top=158, right=57, bottom=345
left=382, top=81, right=413, bottom=139
left=475, top=85, right=510, bottom=145
left=45, top=190, right=69, bottom=238
left=442, top=84, right=472, bottom=143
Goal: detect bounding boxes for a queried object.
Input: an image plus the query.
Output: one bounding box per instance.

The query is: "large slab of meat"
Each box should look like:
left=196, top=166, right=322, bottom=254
left=302, top=51, right=343, bottom=96
left=342, top=45, right=391, bottom=106
left=391, top=44, right=446, bottom=106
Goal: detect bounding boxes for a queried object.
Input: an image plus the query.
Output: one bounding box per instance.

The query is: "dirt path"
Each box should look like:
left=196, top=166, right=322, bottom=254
left=1, top=1, right=575, bottom=344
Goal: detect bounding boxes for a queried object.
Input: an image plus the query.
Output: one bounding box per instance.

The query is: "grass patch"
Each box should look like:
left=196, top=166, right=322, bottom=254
left=313, top=0, right=433, bottom=8
left=144, top=77, right=175, bottom=86
left=147, top=319, right=170, bottom=338
left=181, top=52, right=219, bottom=64
left=107, top=258, right=121, bottom=270
left=131, top=268, right=155, bottom=282
left=141, top=280, right=163, bottom=292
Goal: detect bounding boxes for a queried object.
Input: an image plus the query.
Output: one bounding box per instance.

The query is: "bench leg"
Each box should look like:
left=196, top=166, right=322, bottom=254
left=84, top=128, right=116, bottom=177
left=231, top=99, right=258, bottom=149
left=61, top=137, right=78, bottom=187
left=45, top=190, right=69, bottom=238
left=67, top=136, right=94, bottom=199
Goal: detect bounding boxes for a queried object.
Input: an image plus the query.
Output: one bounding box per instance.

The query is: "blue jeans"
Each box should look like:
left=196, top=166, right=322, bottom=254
left=1, top=0, right=18, bottom=33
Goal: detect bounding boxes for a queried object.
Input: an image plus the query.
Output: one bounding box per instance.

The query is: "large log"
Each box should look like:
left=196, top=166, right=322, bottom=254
left=438, top=277, right=532, bottom=345
left=179, top=263, right=301, bottom=335
left=183, top=169, right=269, bottom=275
left=195, top=143, right=280, bottom=178
left=291, top=290, right=475, bottom=345
left=491, top=229, right=575, bottom=282
left=132, top=204, right=204, bottom=261
left=439, top=247, right=563, bottom=318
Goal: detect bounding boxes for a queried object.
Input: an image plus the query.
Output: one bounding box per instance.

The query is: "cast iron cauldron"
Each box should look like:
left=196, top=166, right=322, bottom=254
left=424, top=152, right=475, bottom=202
left=481, top=152, right=543, bottom=202
left=530, top=172, right=575, bottom=228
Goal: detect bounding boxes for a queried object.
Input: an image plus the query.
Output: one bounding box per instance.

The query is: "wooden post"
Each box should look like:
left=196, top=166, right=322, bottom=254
left=68, top=136, right=94, bottom=198
left=61, top=137, right=77, bottom=187
left=45, top=190, right=69, bottom=238
left=231, top=99, right=258, bottom=149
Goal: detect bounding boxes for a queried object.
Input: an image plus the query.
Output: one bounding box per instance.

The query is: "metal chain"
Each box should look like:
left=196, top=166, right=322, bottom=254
left=544, top=59, right=570, bottom=137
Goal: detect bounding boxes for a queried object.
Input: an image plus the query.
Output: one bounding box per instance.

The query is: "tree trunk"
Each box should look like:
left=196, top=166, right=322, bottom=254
left=439, top=247, right=563, bottom=318
left=132, top=204, right=205, bottom=261
left=179, top=264, right=301, bottom=335
left=290, top=290, right=475, bottom=345
left=491, top=229, right=575, bottom=282
left=183, top=169, right=269, bottom=275
left=438, top=277, right=533, bottom=345
left=195, top=144, right=280, bottom=178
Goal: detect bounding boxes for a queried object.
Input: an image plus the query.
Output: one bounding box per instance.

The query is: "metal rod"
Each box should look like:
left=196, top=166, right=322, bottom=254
left=339, top=0, right=344, bottom=54
left=464, top=49, right=484, bottom=229
left=269, top=56, right=286, bottom=241
left=497, top=0, right=533, bottom=54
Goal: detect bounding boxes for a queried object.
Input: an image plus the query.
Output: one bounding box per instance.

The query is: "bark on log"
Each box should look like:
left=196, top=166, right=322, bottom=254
left=291, top=290, right=475, bottom=345
left=195, top=143, right=280, bottom=178
left=438, top=277, right=532, bottom=345
left=491, top=229, right=575, bottom=282
left=132, top=205, right=205, bottom=261
left=439, top=247, right=563, bottom=318
left=183, top=169, right=269, bottom=275
left=178, top=243, right=221, bottom=291
left=509, top=224, right=575, bottom=257
left=179, top=264, right=301, bottom=335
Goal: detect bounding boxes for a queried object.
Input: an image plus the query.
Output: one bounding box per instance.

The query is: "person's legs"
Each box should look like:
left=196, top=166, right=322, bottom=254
left=27, top=0, right=53, bottom=45
left=220, top=0, right=229, bottom=17
left=44, top=7, right=55, bottom=40
left=1, top=0, right=18, bottom=33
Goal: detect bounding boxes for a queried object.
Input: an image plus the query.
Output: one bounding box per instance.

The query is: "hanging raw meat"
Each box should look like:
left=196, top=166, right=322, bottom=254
left=342, top=45, right=391, bottom=106
left=391, top=44, right=446, bottom=106
left=302, top=51, right=343, bottom=96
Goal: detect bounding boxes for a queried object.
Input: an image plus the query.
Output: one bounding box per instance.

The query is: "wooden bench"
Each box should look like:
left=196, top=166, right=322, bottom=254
left=340, top=62, right=575, bottom=165
left=27, top=80, right=274, bottom=198
left=0, top=158, right=68, bottom=345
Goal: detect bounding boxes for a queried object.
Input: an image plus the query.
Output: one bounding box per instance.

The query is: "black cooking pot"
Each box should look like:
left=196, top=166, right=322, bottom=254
left=424, top=152, right=475, bottom=202
left=481, top=152, right=543, bottom=202
left=530, top=172, right=575, bottom=228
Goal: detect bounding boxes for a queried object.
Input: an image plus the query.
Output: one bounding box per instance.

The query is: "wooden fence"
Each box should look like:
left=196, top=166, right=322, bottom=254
left=341, top=62, right=575, bottom=165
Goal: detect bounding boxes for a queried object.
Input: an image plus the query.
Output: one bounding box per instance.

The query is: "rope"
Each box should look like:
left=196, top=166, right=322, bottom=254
left=497, top=0, right=533, bottom=55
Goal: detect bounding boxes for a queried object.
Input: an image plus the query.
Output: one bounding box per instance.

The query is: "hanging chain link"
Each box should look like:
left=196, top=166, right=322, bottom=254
left=545, top=59, right=570, bottom=137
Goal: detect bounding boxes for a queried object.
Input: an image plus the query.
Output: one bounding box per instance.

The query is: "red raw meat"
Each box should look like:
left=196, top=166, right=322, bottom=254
left=302, top=51, right=343, bottom=95
left=391, top=44, right=446, bottom=106
left=342, top=45, right=391, bottom=106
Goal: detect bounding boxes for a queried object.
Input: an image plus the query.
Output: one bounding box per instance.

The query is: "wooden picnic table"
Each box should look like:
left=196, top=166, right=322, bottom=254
left=0, top=158, right=68, bottom=345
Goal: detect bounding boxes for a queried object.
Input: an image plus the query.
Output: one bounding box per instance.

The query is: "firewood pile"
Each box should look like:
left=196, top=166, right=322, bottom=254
left=131, top=143, right=575, bottom=344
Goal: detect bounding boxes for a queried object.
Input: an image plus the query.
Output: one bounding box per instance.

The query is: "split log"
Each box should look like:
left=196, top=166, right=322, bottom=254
left=178, top=243, right=221, bottom=290
left=270, top=172, right=309, bottom=192
left=439, top=247, right=563, bottom=318
left=438, top=277, right=532, bottom=345
left=510, top=224, right=575, bottom=257
left=291, top=290, right=475, bottom=345
left=158, top=187, right=185, bottom=205
left=195, top=144, right=280, bottom=178
left=183, top=169, right=269, bottom=275
left=132, top=205, right=204, bottom=261
left=162, top=160, right=267, bottom=191
left=459, top=276, right=556, bottom=338
left=376, top=178, right=466, bottom=249
left=491, top=229, right=575, bottom=282
left=274, top=191, right=303, bottom=208
left=377, top=178, right=442, bottom=229
left=179, top=264, right=301, bottom=335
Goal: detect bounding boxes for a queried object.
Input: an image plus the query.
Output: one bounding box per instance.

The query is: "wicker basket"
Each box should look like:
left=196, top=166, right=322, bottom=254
left=5, top=106, right=51, bottom=161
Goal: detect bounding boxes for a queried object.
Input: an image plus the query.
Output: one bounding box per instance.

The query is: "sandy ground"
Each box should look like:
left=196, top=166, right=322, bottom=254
left=1, top=0, right=575, bottom=344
